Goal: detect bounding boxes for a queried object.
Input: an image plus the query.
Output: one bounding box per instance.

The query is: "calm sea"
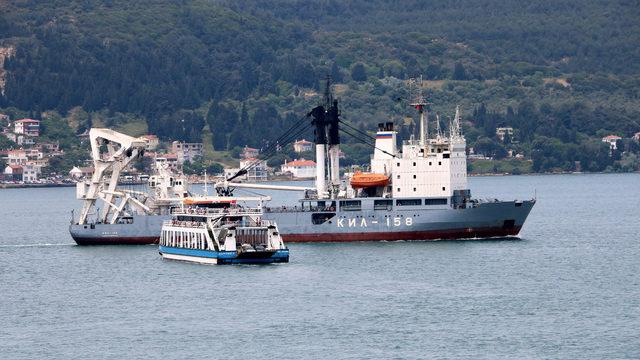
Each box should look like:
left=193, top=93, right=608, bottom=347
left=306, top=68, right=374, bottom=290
left=1, top=174, right=638, bottom=359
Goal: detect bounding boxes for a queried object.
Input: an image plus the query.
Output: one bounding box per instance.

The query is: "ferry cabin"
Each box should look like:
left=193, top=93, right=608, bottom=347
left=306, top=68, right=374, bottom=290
left=159, top=208, right=289, bottom=264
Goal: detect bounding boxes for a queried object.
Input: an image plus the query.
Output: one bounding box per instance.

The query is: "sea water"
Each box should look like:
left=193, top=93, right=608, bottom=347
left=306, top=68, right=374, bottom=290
left=1, top=174, right=638, bottom=359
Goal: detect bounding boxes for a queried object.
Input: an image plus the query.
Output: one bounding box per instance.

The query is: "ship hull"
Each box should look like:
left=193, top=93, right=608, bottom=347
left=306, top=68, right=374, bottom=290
left=69, top=215, right=170, bottom=245
left=69, top=200, right=534, bottom=244
left=264, top=199, right=535, bottom=242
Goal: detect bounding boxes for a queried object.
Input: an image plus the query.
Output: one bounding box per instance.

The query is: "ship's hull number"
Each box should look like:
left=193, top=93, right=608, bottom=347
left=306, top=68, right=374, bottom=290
left=337, top=217, right=412, bottom=228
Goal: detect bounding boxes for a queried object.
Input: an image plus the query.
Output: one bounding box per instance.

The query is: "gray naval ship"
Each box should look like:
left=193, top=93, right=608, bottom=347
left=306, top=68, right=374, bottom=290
left=70, top=82, right=534, bottom=245
left=219, top=84, right=535, bottom=242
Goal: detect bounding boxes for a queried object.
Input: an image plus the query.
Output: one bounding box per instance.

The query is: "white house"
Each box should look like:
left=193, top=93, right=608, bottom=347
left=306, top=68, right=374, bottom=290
left=602, top=135, right=622, bottom=150
left=14, top=119, right=40, bottom=137
left=5, top=150, right=28, bottom=165
left=171, top=141, right=203, bottom=163
left=293, top=139, right=314, bottom=153
left=140, top=135, right=159, bottom=150
left=155, top=153, right=180, bottom=172
left=22, top=164, right=39, bottom=182
left=69, top=166, right=94, bottom=179
left=281, top=158, right=316, bottom=178
left=241, top=146, right=259, bottom=159
left=239, top=158, right=268, bottom=181
left=496, top=127, right=514, bottom=142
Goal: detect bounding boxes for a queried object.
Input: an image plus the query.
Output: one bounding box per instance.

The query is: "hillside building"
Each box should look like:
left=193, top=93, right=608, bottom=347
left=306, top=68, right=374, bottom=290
left=293, top=139, right=313, bottom=153
left=171, top=141, right=203, bottom=163
left=602, top=135, right=622, bottom=150
left=495, top=127, right=514, bottom=142
left=14, top=119, right=40, bottom=137
left=281, top=158, right=316, bottom=178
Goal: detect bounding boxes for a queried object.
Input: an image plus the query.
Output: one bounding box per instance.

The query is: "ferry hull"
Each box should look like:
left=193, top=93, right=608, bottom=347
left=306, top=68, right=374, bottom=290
left=159, top=246, right=290, bottom=265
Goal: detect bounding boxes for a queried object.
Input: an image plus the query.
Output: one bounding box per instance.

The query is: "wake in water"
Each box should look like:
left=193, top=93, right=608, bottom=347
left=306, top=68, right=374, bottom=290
left=0, top=243, right=74, bottom=248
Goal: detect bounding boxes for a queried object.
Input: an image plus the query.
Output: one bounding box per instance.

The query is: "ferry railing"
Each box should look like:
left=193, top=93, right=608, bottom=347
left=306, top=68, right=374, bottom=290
left=162, top=220, right=206, bottom=228
left=171, top=207, right=263, bottom=216
left=164, top=219, right=275, bottom=228
left=264, top=206, right=336, bottom=213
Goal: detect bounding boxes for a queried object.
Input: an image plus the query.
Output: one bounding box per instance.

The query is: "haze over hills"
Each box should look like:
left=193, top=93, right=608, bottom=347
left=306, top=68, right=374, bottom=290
left=1, top=0, right=639, bottom=173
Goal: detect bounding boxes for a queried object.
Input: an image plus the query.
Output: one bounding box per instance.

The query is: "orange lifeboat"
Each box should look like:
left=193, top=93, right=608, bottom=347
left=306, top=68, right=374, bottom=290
left=350, top=172, right=390, bottom=189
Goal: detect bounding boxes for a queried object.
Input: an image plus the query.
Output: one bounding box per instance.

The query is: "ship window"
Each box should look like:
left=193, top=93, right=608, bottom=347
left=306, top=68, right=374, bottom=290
left=413, top=162, right=416, bottom=166
left=443, top=153, right=450, bottom=158
left=374, top=200, right=393, bottom=210
left=397, top=162, right=400, bottom=166
left=429, top=162, right=432, bottom=166
left=413, top=175, right=416, bottom=179
left=312, top=213, right=336, bottom=225
left=439, top=161, right=442, bottom=165
left=442, top=187, right=446, bottom=191
left=413, top=188, right=417, bottom=191
left=425, top=198, right=448, bottom=205
left=397, top=175, right=400, bottom=179
left=339, top=200, right=361, bottom=211
left=397, top=199, right=422, bottom=206
left=397, top=188, right=400, bottom=192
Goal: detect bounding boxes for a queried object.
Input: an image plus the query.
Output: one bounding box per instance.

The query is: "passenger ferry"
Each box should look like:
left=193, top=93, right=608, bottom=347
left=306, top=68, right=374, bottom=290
left=158, top=196, right=289, bottom=265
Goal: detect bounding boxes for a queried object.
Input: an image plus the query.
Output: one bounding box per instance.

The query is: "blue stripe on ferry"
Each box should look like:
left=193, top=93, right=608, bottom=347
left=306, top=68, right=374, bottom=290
left=159, top=246, right=289, bottom=260
left=376, top=134, right=393, bottom=138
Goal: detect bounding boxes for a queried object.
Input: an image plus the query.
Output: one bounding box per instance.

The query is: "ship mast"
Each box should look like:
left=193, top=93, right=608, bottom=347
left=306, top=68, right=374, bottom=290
left=410, top=76, right=428, bottom=146
left=309, top=76, right=340, bottom=199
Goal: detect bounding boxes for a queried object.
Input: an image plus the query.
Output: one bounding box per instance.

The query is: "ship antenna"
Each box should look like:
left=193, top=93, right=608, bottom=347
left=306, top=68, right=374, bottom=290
left=436, top=113, right=442, bottom=139
left=203, top=169, right=208, bottom=195
left=409, top=75, right=428, bottom=145
left=323, top=75, right=333, bottom=109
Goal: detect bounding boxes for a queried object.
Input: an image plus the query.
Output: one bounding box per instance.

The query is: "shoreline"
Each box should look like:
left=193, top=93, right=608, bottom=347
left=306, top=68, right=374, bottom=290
left=0, top=183, right=76, bottom=189
left=2, top=171, right=637, bottom=190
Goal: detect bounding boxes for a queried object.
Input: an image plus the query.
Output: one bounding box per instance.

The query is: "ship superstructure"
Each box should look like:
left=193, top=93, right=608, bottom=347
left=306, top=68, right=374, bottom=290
left=69, top=128, right=188, bottom=245
left=218, top=78, right=535, bottom=241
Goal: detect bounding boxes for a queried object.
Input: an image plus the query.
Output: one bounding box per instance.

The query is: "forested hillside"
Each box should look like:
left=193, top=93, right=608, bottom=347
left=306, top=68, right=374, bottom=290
left=1, top=0, right=639, bottom=172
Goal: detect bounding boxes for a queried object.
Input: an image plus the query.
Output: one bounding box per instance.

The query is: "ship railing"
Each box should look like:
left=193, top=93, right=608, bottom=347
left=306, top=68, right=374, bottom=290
left=264, top=206, right=336, bottom=213
left=162, top=220, right=206, bottom=228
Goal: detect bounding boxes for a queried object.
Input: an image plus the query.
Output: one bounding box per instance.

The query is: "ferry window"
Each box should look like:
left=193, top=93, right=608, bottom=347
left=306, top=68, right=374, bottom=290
left=374, top=200, right=393, bottom=210
left=396, top=199, right=422, bottom=206
left=425, top=198, right=448, bottom=205
left=339, top=200, right=361, bottom=211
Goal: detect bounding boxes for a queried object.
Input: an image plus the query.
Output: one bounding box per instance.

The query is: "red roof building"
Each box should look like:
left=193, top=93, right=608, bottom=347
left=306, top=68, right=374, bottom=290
left=281, top=158, right=316, bottom=178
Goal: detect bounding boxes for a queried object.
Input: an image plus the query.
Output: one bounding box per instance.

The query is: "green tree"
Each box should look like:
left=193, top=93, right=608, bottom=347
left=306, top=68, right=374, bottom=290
left=350, top=62, right=367, bottom=82
left=452, top=62, right=467, bottom=80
